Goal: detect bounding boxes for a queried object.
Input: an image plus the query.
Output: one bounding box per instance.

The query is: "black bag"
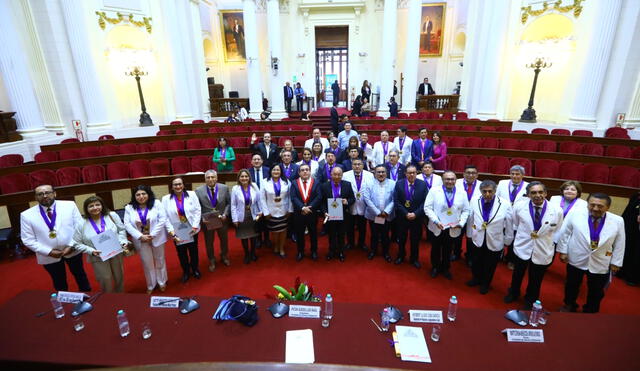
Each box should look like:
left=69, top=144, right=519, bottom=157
left=213, top=295, right=259, bottom=326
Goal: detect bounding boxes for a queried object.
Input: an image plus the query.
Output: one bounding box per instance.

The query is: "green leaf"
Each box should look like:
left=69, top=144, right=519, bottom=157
left=273, top=285, right=293, bottom=300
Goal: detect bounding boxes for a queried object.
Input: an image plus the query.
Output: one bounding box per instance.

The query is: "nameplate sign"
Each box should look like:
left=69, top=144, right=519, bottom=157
left=289, top=305, right=321, bottom=318
left=409, top=310, right=443, bottom=323
left=505, top=328, right=544, bottom=343
left=150, top=296, right=181, bottom=308
left=57, top=291, right=86, bottom=304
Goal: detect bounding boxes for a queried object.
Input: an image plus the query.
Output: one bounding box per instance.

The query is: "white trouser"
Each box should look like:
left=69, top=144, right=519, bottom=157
left=137, top=242, right=167, bottom=290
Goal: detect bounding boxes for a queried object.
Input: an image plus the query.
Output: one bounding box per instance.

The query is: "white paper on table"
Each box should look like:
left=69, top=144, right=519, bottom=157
left=90, top=230, right=122, bottom=262
left=396, top=325, right=431, bottom=363
left=374, top=216, right=386, bottom=225
left=439, top=207, right=459, bottom=226
left=175, top=222, right=194, bottom=245
left=327, top=198, right=344, bottom=221
left=285, top=329, right=315, bottom=364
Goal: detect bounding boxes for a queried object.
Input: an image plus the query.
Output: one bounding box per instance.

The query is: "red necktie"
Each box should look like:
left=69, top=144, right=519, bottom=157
left=47, top=208, right=53, bottom=219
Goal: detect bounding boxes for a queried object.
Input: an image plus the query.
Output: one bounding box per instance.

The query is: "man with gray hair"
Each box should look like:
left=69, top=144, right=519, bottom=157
left=496, top=165, right=529, bottom=269
left=195, top=170, right=231, bottom=270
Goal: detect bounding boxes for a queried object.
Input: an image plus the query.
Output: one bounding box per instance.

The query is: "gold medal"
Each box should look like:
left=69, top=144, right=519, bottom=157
left=274, top=197, right=282, bottom=202
left=48, top=230, right=57, bottom=239
left=530, top=231, right=538, bottom=239
left=179, top=216, right=188, bottom=223
left=332, top=201, right=338, bottom=208
left=405, top=200, right=411, bottom=208
left=590, top=240, right=598, bottom=250
left=245, top=205, right=251, bottom=211
left=399, top=150, right=403, bottom=155
left=142, top=225, right=150, bottom=234
left=482, top=222, right=488, bottom=230
left=446, top=208, right=453, bottom=216
left=356, top=192, right=361, bottom=199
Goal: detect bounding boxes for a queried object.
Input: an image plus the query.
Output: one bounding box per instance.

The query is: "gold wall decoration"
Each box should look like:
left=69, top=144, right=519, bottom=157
left=96, top=11, right=153, bottom=33
left=521, top=0, right=584, bottom=24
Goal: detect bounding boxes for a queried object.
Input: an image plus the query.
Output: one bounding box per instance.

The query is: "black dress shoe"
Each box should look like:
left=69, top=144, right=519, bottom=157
left=244, top=255, right=251, bottom=264
left=412, top=261, right=422, bottom=269
left=430, top=268, right=438, bottom=278
left=252, top=253, right=258, bottom=262
left=466, top=279, right=480, bottom=287
left=326, top=253, right=334, bottom=261
left=367, top=252, right=375, bottom=260
left=181, top=272, right=190, bottom=283
left=296, top=252, right=304, bottom=262
left=193, top=269, right=201, bottom=279
left=320, top=230, right=327, bottom=236
left=360, top=244, right=368, bottom=252
left=255, top=240, right=262, bottom=249
left=479, top=286, right=489, bottom=295
left=450, top=254, right=459, bottom=262
left=503, top=292, right=519, bottom=304
left=394, top=257, right=404, bottom=265
left=384, top=255, right=392, bottom=263
left=291, top=234, right=298, bottom=243
left=339, top=253, right=345, bottom=262
left=311, top=251, right=318, bottom=261
left=442, top=271, right=453, bottom=280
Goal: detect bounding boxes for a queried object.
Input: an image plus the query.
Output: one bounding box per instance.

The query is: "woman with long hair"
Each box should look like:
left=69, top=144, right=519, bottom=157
left=212, top=137, right=236, bottom=172
left=311, top=142, right=325, bottom=164
left=361, top=80, right=371, bottom=102
left=430, top=131, right=447, bottom=170
left=351, top=95, right=363, bottom=117
left=297, top=147, right=319, bottom=176
left=260, top=165, right=293, bottom=258
left=231, top=169, right=263, bottom=263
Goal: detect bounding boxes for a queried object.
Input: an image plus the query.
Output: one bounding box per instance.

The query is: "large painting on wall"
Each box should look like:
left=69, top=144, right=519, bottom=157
left=220, top=10, right=246, bottom=62
left=420, top=3, right=446, bottom=57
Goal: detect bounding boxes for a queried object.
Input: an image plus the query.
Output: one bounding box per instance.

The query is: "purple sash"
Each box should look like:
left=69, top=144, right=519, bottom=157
left=382, top=142, right=389, bottom=157
left=422, top=174, right=433, bottom=189
left=560, top=197, right=577, bottom=217
left=355, top=173, right=363, bottom=192
left=443, top=185, right=456, bottom=209
left=39, top=205, right=57, bottom=231
left=273, top=178, right=282, bottom=197
left=361, top=141, right=367, bottom=151
left=482, top=198, right=495, bottom=222
left=588, top=214, right=606, bottom=245
left=136, top=207, right=149, bottom=228
left=390, top=165, right=398, bottom=181
left=528, top=201, right=547, bottom=231
left=89, top=215, right=106, bottom=234
left=313, top=155, right=319, bottom=161
left=242, top=186, right=251, bottom=206
left=399, top=137, right=406, bottom=151
left=404, top=181, right=415, bottom=201
left=331, top=182, right=341, bottom=198
left=206, top=185, right=218, bottom=208
left=509, top=181, right=524, bottom=204
left=220, top=147, right=226, bottom=160
left=173, top=194, right=186, bottom=218
left=325, top=164, right=334, bottom=179
left=284, top=165, right=291, bottom=179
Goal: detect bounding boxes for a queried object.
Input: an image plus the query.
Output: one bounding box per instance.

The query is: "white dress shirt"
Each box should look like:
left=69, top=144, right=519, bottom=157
left=363, top=178, right=396, bottom=221
left=230, top=184, right=262, bottom=223
left=161, top=191, right=202, bottom=235
left=371, top=141, right=398, bottom=167
left=343, top=170, right=375, bottom=216
left=512, top=200, right=563, bottom=265
left=496, top=179, right=529, bottom=207
left=124, top=203, right=168, bottom=248
left=549, top=195, right=588, bottom=243
left=424, top=186, right=470, bottom=237
left=468, top=196, right=514, bottom=251
left=456, top=178, right=483, bottom=237
left=260, top=179, right=293, bottom=218
left=393, top=135, right=413, bottom=165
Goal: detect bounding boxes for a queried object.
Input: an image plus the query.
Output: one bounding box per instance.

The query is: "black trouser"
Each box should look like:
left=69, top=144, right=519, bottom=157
left=431, top=232, right=456, bottom=273
left=390, top=219, right=399, bottom=243
left=347, top=214, right=367, bottom=249
left=504, top=231, right=516, bottom=263
left=422, top=218, right=434, bottom=242
left=333, top=94, right=339, bottom=106
left=202, top=224, right=229, bottom=261
left=370, top=220, right=390, bottom=256
left=397, top=217, right=423, bottom=262
left=294, top=211, right=318, bottom=254
left=43, top=253, right=91, bottom=292
left=296, top=98, right=304, bottom=112
left=285, top=98, right=292, bottom=112
left=508, top=254, right=549, bottom=306
left=564, top=264, right=609, bottom=313
left=470, top=239, right=502, bottom=289
left=176, top=236, right=199, bottom=274
left=256, top=218, right=270, bottom=246
left=326, top=219, right=347, bottom=256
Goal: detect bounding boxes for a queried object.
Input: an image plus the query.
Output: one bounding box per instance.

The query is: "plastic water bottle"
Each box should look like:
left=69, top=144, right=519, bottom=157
left=380, top=308, right=390, bottom=332
left=50, top=293, right=65, bottom=319
left=324, top=294, right=333, bottom=319
left=116, top=309, right=130, bottom=337
left=447, top=296, right=458, bottom=322
left=529, top=300, right=542, bottom=327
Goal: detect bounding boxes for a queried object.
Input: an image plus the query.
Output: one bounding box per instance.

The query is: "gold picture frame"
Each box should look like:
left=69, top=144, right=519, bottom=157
left=420, top=3, right=446, bottom=57
left=219, top=10, right=246, bottom=62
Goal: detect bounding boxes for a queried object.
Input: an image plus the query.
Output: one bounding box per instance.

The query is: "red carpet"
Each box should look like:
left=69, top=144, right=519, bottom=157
left=2, top=232, right=639, bottom=315
left=309, top=107, right=350, bottom=118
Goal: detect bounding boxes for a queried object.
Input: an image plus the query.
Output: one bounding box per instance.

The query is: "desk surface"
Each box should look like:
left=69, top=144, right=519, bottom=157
left=1, top=291, right=638, bottom=370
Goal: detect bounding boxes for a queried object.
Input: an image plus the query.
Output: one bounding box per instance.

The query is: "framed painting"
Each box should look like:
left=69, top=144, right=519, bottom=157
left=420, top=3, right=446, bottom=57
left=219, top=10, right=246, bottom=62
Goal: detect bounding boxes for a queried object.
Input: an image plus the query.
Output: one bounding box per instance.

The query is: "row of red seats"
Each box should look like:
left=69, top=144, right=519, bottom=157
left=531, top=127, right=631, bottom=139
left=355, top=123, right=512, bottom=132
left=157, top=123, right=310, bottom=136
left=447, top=154, right=639, bottom=187
left=0, top=156, right=217, bottom=194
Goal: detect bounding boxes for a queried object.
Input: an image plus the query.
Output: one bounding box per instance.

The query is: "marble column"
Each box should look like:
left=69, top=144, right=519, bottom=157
left=400, top=0, right=421, bottom=113
left=243, top=0, right=264, bottom=117
left=377, top=0, right=398, bottom=117
left=0, top=0, right=45, bottom=136
left=186, top=0, right=210, bottom=119
left=569, top=0, right=622, bottom=124
left=267, top=0, right=286, bottom=118
left=627, top=75, right=640, bottom=126
left=59, top=0, right=111, bottom=130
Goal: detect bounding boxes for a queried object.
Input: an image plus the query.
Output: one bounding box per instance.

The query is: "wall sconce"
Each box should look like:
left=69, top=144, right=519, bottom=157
left=359, top=52, right=367, bottom=57
left=297, top=53, right=305, bottom=58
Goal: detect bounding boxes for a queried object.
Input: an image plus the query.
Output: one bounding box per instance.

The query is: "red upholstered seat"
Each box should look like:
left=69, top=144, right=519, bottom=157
left=208, top=127, right=223, bottom=133
left=150, top=141, right=169, bottom=152
left=482, top=137, right=499, bottom=149
left=171, top=156, right=191, bottom=174
left=208, top=120, right=220, bottom=124
left=228, top=137, right=245, bottom=148
left=510, top=158, right=532, bottom=175
left=79, top=146, right=100, bottom=158
left=58, top=149, right=80, bottom=161
left=455, top=112, right=468, bottom=120
left=169, top=121, right=183, bottom=125
left=0, top=154, right=24, bottom=168
left=192, top=119, right=205, bottom=124
left=551, top=129, right=570, bottom=136
left=61, top=138, right=80, bottom=143
left=632, top=147, right=640, bottom=159
left=99, top=144, right=120, bottom=156
left=581, top=143, right=604, bottom=156
left=192, top=128, right=207, bottom=134
left=558, top=161, right=584, bottom=181
left=519, top=139, right=538, bottom=151
left=468, top=155, right=489, bottom=173
left=464, top=137, right=483, bottom=148
left=559, top=141, right=583, bottom=154
left=488, top=156, right=511, bottom=175
left=0, top=173, right=31, bottom=194
left=430, top=124, right=444, bottom=131
left=427, top=112, right=440, bottom=120
left=34, top=151, right=58, bottom=163
left=168, top=140, right=185, bottom=151
left=582, top=163, right=610, bottom=184
left=605, top=145, right=632, bottom=158
left=537, top=140, right=557, bottom=152
left=119, top=143, right=138, bottom=154
left=447, top=125, right=462, bottom=131
left=278, top=136, right=292, bottom=146
left=156, top=130, right=171, bottom=136
left=98, top=135, right=114, bottom=140
left=534, top=159, right=560, bottom=179
left=496, top=126, right=511, bottom=133
left=149, top=158, right=170, bottom=176
left=408, top=113, right=419, bottom=119
left=56, top=167, right=82, bottom=186
left=447, top=154, right=468, bottom=172
left=499, top=138, right=520, bottom=150
left=479, top=126, right=496, bottom=132
left=175, top=128, right=192, bottom=134
left=81, top=165, right=106, bottom=183
left=293, top=136, right=307, bottom=147
left=512, top=130, right=527, bottom=134
left=106, top=161, right=130, bottom=180
left=398, top=113, right=409, bottom=119
left=609, top=166, right=640, bottom=187
left=605, top=127, right=630, bottom=139
left=441, top=113, right=453, bottom=120
left=29, top=169, right=58, bottom=188
left=531, top=128, right=549, bottom=134
left=201, top=138, right=218, bottom=149
left=186, top=138, right=204, bottom=150
left=572, top=130, right=593, bottom=137
left=129, top=159, right=150, bottom=178
left=448, top=137, right=466, bottom=148
left=191, top=156, right=213, bottom=172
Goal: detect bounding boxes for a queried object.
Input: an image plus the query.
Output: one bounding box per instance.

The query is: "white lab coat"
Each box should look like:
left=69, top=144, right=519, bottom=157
left=424, top=186, right=470, bottom=238
left=371, top=141, right=398, bottom=167
left=549, top=195, right=588, bottom=243
left=343, top=170, right=375, bottom=216
left=456, top=178, right=483, bottom=237
left=230, top=184, right=262, bottom=223
left=124, top=203, right=168, bottom=248
left=512, top=200, right=563, bottom=265
left=468, top=196, right=514, bottom=251
left=161, top=191, right=202, bottom=236
left=260, top=179, right=293, bottom=218
left=496, top=179, right=529, bottom=207
left=393, top=136, right=413, bottom=165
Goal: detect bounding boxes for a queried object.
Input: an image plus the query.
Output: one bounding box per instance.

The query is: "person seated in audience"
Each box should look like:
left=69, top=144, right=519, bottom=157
left=393, top=126, right=413, bottom=165
left=212, top=137, right=236, bottom=172
left=359, top=132, right=373, bottom=168
left=297, top=147, right=319, bottom=176
left=385, top=150, right=405, bottom=182
left=280, top=150, right=300, bottom=181
left=430, top=131, right=447, bottom=170
left=557, top=192, right=625, bottom=313
left=20, top=184, right=91, bottom=293
left=363, top=165, right=395, bottom=261
left=504, top=181, right=563, bottom=310
left=280, top=139, right=299, bottom=163
left=549, top=180, right=588, bottom=244
left=371, top=130, right=397, bottom=166
left=238, top=104, right=248, bottom=121
left=361, top=98, right=371, bottom=117
left=162, top=177, right=202, bottom=284
left=411, top=127, right=434, bottom=168
left=337, top=122, right=359, bottom=150
left=304, top=128, right=329, bottom=153
left=351, top=95, right=363, bottom=117
left=225, top=112, right=238, bottom=123
left=124, top=185, right=169, bottom=294
left=260, top=110, right=272, bottom=121
left=250, top=132, right=280, bottom=168
left=310, top=142, right=325, bottom=164
left=320, top=166, right=356, bottom=262
left=496, top=165, right=530, bottom=269
left=260, top=165, right=293, bottom=258
left=300, top=112, right=310, bottom=121
left=343, top=158, right=374, bottom=252
left=72, top=196, right=129, bottom=293
left=343, top=136, right=365, bottom=161
left=231, top=169, right=262, bottom=264
left=316, top=151, right=343, bottom=184
left=454, top=165, right=482, bottom=263
left=326, top=136, right=344, bottom=163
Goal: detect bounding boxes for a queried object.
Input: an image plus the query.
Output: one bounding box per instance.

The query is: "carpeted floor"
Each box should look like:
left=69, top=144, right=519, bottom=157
left=309, top=107, right=350, bottom=118
left=1, top=230, right=638, bottom=315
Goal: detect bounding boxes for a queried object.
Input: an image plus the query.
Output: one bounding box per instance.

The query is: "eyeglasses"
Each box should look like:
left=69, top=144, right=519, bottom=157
left=35, top=191, right=54, bottom=197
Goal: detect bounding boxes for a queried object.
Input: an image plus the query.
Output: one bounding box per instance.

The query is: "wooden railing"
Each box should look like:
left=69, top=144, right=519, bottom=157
left=0, top=111, right=21, bottom=143
left=416, top=95, right=460, bottom=113
left=210, top=98, right=250, bottom=117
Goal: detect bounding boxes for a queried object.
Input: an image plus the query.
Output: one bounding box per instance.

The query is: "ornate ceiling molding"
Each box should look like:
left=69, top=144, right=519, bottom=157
left=520, top=0, right=585, bottom=24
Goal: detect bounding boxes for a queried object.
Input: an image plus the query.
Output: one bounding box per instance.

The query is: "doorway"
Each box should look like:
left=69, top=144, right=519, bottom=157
left=315, top=26, right=348, bottom=108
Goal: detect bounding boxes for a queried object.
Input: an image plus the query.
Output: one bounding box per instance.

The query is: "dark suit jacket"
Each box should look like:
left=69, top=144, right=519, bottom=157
left=250, top=142, right=280, bottom=167
left=331, top=82, right=340, bottom=96
left=324, top=147, right=344, bottom=163
left=249, top=166, right=270, bottom=186
left=290, top=178, right=322, bottom=212
left=410, top=138, right=434, bottom=166
left=280, top=163, right=300, bottom=181
left=341, top=158, right=368, bottom=172
left=284, top=86, right=293, bottom=101
left=320, top=180, right=356, bottom=216
left=385, top=162, right=406, bottom=181
left=351, top=100, right=362, bottom=117
left=330, top=107, right=339, bottom=129
left=389, top=102, right=398, bottom=117
left=315, top=161, right=344, bottom=184
left=195, top=183, right=231, bottom=220
left=418, top=83, right=435, bottom=96
left=394, top=178, right=427, bottom=219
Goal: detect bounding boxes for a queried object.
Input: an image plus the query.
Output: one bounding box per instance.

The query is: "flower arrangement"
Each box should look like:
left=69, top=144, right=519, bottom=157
left=268, top=277, right=322, bottom=302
